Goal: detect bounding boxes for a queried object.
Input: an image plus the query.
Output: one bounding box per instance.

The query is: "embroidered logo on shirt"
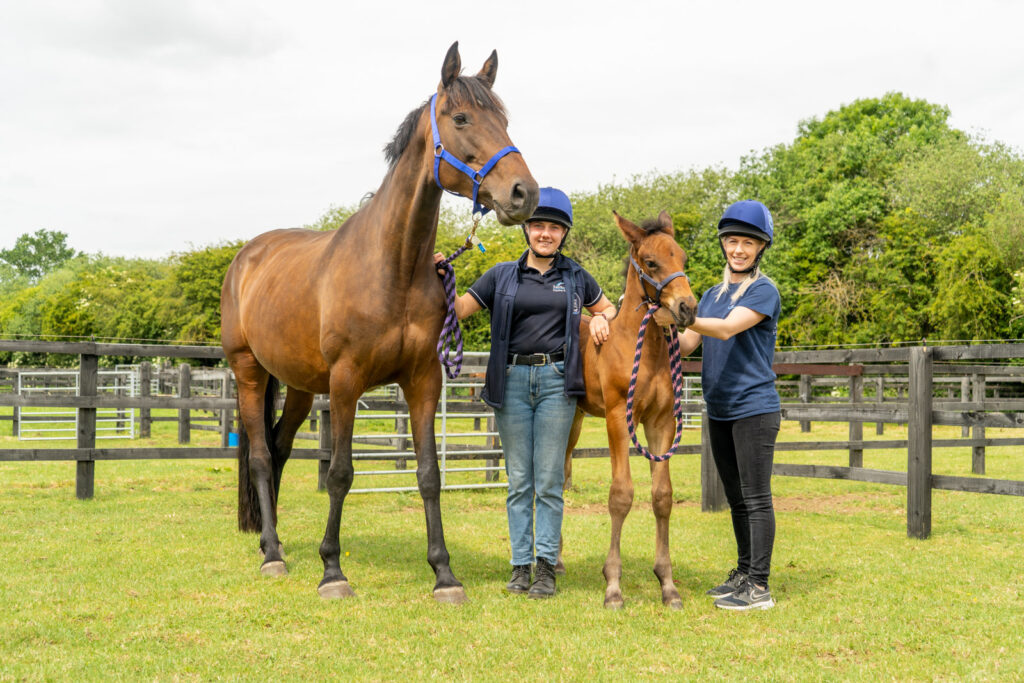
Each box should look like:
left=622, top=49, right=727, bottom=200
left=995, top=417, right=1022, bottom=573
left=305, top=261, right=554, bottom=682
left=553, top=281, right=566, bottom=293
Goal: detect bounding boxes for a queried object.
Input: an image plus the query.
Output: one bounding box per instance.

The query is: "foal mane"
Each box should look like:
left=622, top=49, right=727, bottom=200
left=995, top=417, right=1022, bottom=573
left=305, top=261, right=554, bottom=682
left=383, top=76, right=507, bottom=168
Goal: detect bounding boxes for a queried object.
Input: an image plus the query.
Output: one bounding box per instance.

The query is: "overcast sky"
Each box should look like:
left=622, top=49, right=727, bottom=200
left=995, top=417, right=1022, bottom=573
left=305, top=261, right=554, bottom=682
left=3, top=0, right=1023, bottom=259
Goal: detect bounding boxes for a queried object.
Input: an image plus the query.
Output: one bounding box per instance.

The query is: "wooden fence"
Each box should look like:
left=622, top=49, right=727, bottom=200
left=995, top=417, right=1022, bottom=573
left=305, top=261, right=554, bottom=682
left=2, top=339, right=1022, bottom=539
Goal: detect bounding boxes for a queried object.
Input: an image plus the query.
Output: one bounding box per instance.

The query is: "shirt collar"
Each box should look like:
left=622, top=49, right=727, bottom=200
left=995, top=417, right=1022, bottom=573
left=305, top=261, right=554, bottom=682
left=517, top=250, right=567, bottom=275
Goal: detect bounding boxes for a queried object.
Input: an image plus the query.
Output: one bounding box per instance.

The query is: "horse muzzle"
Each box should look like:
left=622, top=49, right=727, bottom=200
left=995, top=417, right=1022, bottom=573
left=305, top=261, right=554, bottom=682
left=653, top=296, right=697, bottom=330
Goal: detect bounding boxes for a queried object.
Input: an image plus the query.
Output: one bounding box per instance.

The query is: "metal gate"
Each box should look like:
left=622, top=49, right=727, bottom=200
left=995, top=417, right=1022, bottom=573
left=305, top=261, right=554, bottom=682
left=16, top=369, right=135, bottom=440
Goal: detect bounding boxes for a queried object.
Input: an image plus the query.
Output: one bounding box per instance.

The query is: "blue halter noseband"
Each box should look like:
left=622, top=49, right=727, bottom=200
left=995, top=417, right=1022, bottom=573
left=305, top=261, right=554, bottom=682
left=429, top=92, right=520, bottom=217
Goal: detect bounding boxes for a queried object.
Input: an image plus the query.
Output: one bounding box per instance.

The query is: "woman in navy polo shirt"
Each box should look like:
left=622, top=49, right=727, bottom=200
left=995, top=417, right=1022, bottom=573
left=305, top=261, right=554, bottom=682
left=438, top=187, right=616, bottom=598
left=678, top=199, right=781, bottom=611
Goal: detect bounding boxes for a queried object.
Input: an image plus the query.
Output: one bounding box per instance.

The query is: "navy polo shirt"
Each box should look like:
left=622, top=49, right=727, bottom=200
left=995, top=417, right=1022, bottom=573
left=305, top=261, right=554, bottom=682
left=698, top=277, right=781, bottom=420
left=468, top=253, right=602, bottom=355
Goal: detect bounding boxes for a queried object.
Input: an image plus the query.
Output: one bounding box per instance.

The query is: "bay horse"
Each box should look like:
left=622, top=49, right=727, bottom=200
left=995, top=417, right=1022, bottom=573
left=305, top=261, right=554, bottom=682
left=562, top=211, right=697, bottom=609
left=220, top=43, right=538, bottom=602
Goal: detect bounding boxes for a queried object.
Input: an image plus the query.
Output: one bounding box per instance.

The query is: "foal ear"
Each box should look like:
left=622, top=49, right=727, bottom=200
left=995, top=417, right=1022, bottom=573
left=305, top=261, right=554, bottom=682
left=657, top=210, right=675, bottom=237
left=476, top=50, right=498, bottom=88
left=613, top=211, right=645, bottom=248
left=440, top=42, right=461, bottom=90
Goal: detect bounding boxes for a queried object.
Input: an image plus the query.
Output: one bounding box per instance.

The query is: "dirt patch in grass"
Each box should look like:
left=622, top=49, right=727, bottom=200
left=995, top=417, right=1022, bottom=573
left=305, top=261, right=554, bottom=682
left=774, top=491, right=900, bottom=515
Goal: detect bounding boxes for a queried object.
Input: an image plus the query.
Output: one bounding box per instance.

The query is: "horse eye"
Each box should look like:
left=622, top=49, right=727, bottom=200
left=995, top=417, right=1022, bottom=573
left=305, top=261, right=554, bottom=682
left=645, top=260, right=658, bottom=270
left=452, top=113, right=468, bottom=126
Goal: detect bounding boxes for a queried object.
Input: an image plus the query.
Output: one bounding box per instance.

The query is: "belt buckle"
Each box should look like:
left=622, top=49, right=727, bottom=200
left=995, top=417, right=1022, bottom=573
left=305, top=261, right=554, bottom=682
left=533, top=353, right=548, bottom=366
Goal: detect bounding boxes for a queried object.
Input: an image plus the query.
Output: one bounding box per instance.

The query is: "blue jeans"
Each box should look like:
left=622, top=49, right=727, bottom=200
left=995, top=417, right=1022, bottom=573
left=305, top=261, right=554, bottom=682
left=493, top=362, right=577, bottom=566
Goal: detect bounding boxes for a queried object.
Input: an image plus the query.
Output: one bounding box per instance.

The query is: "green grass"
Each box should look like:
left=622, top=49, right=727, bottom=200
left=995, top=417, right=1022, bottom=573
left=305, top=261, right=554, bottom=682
left=1, top=415, right=1023, bottom=680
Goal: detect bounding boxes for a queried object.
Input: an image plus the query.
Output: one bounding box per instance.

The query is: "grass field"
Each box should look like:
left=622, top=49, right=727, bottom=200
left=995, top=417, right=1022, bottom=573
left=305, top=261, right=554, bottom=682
left=1, top=412, right=1022, bottom=680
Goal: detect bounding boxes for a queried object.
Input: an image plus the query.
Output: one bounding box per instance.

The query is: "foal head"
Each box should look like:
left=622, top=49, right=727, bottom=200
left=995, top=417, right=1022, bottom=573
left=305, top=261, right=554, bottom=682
left=615, top=210, right=698, bottom=328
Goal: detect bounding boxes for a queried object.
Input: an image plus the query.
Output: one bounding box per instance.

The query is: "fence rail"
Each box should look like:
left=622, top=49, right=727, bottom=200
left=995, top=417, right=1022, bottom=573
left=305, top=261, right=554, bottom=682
left=2, top=339, right=1023, bottom=538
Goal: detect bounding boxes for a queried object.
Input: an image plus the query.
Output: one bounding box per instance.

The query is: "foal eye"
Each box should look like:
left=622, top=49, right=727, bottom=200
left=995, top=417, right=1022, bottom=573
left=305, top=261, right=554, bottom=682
left=645, top=260, right=658, bottom=270
left=452, top=113, right=469, bottom=126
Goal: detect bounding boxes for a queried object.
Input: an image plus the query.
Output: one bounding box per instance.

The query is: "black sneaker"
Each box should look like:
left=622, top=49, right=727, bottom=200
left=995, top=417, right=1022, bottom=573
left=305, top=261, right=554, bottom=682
left=528, top=558, right=557, bottom=599
left=705, top=569, right=748, bottom=598
left=714, top=579, right=774, bottom=611
left=506, top=564, right=531, bottom=594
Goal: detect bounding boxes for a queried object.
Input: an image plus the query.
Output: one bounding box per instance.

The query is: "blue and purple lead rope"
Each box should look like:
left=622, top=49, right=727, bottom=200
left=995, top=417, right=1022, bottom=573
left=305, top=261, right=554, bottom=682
left=435, top=239, right=475, bottom=380
left=625, top=304, right=686, bottom=462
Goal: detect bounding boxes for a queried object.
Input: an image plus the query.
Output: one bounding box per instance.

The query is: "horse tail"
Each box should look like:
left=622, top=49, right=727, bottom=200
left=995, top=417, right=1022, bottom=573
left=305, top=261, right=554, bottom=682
left=237, top=375, right=280, bottom=532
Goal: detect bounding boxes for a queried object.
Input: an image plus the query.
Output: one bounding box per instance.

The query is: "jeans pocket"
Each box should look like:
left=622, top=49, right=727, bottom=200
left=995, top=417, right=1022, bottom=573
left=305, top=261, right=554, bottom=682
left=550, top=360, right=566, bottom=377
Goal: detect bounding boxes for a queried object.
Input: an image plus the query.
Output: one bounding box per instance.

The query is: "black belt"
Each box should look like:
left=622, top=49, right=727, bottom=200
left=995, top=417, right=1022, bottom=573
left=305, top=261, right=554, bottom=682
left=508, top=349, right=565, bottom=366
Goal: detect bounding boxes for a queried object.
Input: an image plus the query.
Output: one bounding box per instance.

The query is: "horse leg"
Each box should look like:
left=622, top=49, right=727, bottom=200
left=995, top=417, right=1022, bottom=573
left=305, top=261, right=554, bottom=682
left=603, top=404, right=634, bottom=609
left=317, top=366, right=360, bottom=599
left=258, top=386, right=314, bottom=561
left=645, top=415, right=682, bottom=609
left=555, top=407, right=584, bottom=575
left=402, top=368, right=467, bottom=604
left=231, top=353, right=287, bottom=575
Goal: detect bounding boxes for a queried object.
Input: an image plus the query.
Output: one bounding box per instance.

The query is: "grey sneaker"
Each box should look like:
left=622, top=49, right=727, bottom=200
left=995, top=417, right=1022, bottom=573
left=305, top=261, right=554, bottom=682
left=506, top=564, right=531, bottom=594
left=706, top=569, right=748, bottom=598
left=714, top=579, right=774, bottom=611
left=528, top=558, right=557, bottom=599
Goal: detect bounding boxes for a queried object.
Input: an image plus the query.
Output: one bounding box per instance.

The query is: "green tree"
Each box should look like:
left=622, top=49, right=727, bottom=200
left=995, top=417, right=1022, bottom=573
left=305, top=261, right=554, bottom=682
left=167, top=241, right=245, bottom=343
left=0, top=229, right=80, bottom=283
left=928, top=231, right=1013, bottom=341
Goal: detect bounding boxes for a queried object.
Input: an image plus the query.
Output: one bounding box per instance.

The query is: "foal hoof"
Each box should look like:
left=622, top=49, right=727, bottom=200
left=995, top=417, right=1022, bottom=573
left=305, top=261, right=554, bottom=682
left=554, top=560, right=566, bottom=576
left=318, top=580, right=355, bottom=599
left=260, top=560, right=287, bottom=577
left=433, top=586, right=469, bottom=605
left=664, top=596, right=684, bottom=611
left=604, top=593, right=625, bottom=610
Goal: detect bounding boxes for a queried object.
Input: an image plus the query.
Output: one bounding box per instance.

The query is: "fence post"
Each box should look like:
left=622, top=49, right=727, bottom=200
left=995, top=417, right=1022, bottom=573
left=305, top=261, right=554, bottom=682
left=907, top=346, right=933, bottom=539
left=220, top=370, right=232, bottom=448
left=178, top=363, right=191, bottom=444
left=798, top=374, right=811, bottom=432
left=318, top=406, right=331, bottom=491
left=960, top=376, right=970, bottom=438
left=139, top=362, right=152, bottom=438
left=875, top=376, right=885, bottom=435
left=700, top=411, right=727, bottom=512
left=971, top=374, right=986, bottom=475
left=849, top=374, right=863, bottom=467
left=77, top=353, right=98, bottom=500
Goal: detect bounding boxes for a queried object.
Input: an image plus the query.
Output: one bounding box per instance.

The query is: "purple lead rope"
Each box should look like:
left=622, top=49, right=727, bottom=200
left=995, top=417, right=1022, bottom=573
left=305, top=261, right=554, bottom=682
left=435, top=238, right=475, bottom=380
left=625, top=304, right=686, bottom=462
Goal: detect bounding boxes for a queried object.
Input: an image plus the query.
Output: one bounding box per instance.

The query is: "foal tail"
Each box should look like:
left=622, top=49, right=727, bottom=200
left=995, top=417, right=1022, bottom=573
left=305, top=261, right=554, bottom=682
left=237, top=376, right=280, bottom=532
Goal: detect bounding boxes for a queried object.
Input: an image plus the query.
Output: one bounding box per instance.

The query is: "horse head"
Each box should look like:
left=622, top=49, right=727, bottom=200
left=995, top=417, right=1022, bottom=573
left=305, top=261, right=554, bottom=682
left=614, top=210, right=698, bottom=329
left=430, top=42, right=538, bottom=225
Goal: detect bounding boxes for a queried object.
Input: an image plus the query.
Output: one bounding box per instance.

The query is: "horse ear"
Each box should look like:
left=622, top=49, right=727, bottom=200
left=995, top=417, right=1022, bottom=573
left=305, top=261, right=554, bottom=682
left=613, top=211, right=645, bottom=248
left=476, top=50, right=498, bottom=88
left=657, top=210, right=675, bottom=237
left=440, top=42, right=461, bottom=90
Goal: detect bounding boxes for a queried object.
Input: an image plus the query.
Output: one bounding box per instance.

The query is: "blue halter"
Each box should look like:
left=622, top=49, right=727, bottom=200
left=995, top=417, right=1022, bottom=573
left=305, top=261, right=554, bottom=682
left=429, top=92, right=520, bottom=218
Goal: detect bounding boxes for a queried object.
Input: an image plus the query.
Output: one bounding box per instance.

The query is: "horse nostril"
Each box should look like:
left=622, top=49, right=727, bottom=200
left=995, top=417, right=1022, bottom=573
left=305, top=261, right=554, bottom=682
left=510, top=182, right=527, bottom=209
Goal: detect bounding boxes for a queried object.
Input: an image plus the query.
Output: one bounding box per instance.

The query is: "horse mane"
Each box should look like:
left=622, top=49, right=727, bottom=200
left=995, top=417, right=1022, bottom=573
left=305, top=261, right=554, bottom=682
left=383, top=76, right=507, bottom=168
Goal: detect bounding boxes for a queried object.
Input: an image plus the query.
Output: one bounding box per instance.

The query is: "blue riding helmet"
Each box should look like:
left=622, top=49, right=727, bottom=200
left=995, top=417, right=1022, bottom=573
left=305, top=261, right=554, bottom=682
left=717, top=199, right=773, bottom=245
left=523, top=186, right=573, bottom=255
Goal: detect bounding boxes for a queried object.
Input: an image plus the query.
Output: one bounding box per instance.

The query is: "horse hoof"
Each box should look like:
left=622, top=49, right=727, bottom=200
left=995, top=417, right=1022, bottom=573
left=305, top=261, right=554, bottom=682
left=318, top=581, right=355, bottom=599
left=604, top=595, right=625, bottom=610
left=260, top=560, right=287, bottom=577
left=665, top=597, right=683, bottom=610
left=433, top=586, right=468, bottom=604
left=554, top=561, right=566, bottom=576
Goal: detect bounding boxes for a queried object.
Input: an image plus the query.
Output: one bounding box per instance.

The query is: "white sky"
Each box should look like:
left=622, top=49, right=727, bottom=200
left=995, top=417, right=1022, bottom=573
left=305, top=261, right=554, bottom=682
left=3, top=0, right=1023, bottom=259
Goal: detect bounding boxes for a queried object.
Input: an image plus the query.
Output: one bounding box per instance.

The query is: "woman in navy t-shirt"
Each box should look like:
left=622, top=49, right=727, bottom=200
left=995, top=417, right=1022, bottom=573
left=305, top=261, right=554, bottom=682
left=678, top=199, right=781, bottom=611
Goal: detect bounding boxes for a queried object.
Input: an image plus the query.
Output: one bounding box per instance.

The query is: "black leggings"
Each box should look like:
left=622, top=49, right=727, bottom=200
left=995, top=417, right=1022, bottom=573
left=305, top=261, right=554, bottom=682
left=707, top=411, right=780, bottom=588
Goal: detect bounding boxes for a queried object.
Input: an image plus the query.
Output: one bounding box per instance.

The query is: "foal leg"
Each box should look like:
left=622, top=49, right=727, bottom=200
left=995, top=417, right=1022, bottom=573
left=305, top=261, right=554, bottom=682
left=555, top=408, right=585, bottom=575
left=318, top=366, right=360, bottom=599
left=231, top=353, right=287, bottom=575
left=402, top=367, right=466, bottom=604
left=603, top=404, right=634, bottom=609
left=645, top=415, right=682, bottom=609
